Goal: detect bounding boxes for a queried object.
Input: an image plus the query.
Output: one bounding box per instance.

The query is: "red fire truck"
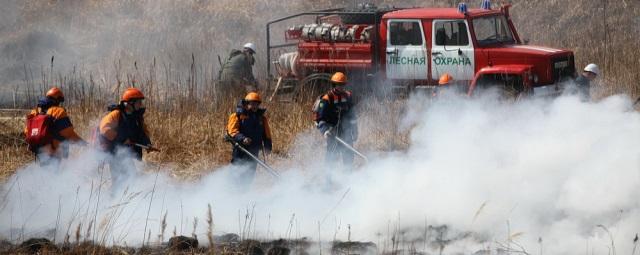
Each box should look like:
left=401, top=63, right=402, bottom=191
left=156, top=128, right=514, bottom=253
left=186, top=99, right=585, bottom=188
left=266, top=2, right=575, bottom=100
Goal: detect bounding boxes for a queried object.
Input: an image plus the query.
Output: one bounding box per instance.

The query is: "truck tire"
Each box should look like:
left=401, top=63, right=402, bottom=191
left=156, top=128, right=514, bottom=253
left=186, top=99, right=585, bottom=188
left=296, top=73, right=332, bottom=102
left=473, top=74, right=527, bottom=101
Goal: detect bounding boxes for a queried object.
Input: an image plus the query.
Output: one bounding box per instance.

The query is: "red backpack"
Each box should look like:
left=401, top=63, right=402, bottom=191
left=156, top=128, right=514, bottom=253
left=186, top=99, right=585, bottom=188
left=25, top=112, right=55, bottom=152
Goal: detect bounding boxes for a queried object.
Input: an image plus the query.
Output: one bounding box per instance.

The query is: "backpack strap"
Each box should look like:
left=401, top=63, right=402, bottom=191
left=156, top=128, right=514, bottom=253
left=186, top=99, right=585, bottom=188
left=107, top=104, right=121, bottom=112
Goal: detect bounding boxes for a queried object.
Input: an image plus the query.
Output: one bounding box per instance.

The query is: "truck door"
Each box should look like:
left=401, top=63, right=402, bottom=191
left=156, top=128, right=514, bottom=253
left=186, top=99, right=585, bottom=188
left=386, top=19, right=428, bottom=80
left=431, top=20, right=475, bottom=82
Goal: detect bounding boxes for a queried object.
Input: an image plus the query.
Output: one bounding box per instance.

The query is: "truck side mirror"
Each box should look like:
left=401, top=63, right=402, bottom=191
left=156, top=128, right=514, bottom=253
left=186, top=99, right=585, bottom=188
left=458, top=48, right=463, bottom=55
left=523, top=38, right=530, bottom=45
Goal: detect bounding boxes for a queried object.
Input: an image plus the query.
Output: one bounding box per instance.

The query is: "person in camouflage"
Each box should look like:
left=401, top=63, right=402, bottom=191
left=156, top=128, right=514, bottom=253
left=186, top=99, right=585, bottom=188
left=219, top=42, right=258, bottom=93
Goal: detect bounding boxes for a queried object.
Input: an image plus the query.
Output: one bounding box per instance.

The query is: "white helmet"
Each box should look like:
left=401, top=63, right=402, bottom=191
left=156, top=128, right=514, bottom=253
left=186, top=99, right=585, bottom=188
left=583, top=63, right=599, bottom=76
left=243, top=42, right=256, bottom=53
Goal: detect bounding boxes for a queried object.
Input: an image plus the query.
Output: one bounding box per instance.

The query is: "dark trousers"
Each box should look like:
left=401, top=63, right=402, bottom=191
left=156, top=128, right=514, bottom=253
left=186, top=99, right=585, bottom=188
left=34, top=152, right=61, bottom=168
left=105, top=145, right=139, bottom=193
left=231, top=146, right=261, bottom=188
left=326, top=136, right=354, bottom=169
left=32, top=141, right=69, bottom=163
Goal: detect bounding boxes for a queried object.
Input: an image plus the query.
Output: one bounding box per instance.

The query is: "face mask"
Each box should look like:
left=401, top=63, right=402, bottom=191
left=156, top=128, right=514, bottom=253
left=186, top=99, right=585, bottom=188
left=52, top=98, right=63, bottom=106
left=123, top=102, right=138, bottom=116
left=135, top=107, right=146, bottom=116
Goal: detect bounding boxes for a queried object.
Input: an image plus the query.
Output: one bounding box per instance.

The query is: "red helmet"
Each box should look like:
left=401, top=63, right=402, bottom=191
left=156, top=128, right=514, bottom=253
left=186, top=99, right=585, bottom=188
left=46, top=87, right=64, bottom=101
left=121, top=88, right=145, bottom=102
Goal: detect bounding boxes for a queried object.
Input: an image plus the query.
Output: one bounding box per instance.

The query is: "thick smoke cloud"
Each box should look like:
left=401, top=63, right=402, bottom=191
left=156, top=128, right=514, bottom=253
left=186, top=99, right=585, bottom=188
left=1, top=93, right=639, bottom=254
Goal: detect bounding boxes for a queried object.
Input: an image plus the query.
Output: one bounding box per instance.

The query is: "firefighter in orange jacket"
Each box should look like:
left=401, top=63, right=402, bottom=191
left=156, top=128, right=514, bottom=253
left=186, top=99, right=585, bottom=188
left=313, top=72, right=358, bottom=168
left=24, top=87, right=85, bottom=159
left=226, top=92, right=272, bottom=179
left=98, top=88, right=153, bottom=160
left=435, top=73, right=453, bottom=97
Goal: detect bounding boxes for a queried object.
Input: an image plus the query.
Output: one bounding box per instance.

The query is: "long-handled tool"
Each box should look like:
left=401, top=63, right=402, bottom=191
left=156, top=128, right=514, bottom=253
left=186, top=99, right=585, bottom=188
left=224, top=135, right=281, bottom=179
left=333, top=136, right=368, bottom=162
left=133, top=143, right=161, bottom=152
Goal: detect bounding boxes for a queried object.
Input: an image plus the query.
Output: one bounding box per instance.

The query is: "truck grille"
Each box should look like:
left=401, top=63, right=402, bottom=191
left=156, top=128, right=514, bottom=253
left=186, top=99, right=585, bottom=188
left=551, top=55, right=575, bottom=81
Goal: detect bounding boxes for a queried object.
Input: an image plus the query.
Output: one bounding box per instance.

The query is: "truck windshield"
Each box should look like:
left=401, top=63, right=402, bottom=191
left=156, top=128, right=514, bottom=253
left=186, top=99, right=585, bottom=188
left=473, top=15, right=515, bottom=46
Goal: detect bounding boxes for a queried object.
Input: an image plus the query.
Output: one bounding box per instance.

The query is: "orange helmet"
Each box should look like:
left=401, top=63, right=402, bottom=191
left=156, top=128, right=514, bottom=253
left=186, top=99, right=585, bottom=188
left=244, top=92, right=261, bottom=103
left=330, top=72, right=347, bottom=84
left=121, top=87, right=145, bottom=102
left=438, top=73, right=453, bottom=85
left=46, top=87, right=64, bottom=101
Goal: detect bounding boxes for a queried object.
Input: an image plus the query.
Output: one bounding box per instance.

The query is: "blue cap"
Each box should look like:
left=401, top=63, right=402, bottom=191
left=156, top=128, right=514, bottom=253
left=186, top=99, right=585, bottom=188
left=37, top=97, right=53, bottom=107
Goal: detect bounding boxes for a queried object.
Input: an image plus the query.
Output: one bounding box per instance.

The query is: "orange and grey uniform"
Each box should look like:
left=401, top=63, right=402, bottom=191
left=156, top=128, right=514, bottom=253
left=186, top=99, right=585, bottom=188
left=24, top=104, right=83, bottom=157
left=98, top=107, right=151, bottom=160
left=313, top=87, right=358, bottom=166
left=226, top=100, right=272, bottom=169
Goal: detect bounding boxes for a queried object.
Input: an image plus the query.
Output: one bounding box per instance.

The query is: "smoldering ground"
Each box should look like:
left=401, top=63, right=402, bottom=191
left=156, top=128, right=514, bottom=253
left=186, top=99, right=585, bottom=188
left=1, top=92, right=639, bottom=254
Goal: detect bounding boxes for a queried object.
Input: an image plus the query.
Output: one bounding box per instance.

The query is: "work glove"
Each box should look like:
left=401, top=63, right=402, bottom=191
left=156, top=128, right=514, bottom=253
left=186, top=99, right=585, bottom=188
left=323, top=128, right=334, bottom=139
left=242, top=137, right=252, bottom=145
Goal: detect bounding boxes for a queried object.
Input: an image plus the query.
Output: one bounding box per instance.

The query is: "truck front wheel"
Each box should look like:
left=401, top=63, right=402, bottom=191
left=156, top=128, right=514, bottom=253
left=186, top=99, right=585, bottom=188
left=472, top=74, right=529, bottom=101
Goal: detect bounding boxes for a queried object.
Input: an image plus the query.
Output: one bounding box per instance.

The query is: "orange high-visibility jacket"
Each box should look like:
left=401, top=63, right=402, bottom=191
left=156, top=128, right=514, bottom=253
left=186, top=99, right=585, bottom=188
left=226, top=108, right=272, bottom=152
left=98, top=109, right=150, bottom=150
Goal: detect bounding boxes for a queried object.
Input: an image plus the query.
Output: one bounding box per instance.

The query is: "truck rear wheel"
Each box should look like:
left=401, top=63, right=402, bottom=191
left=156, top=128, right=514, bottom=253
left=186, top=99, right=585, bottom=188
left=296, top=73, right=332, bottom=102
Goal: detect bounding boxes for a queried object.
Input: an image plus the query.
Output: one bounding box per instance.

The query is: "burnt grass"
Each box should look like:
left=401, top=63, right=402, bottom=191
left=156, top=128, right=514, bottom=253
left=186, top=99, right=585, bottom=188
left=0, top=235, right=377, bottom=255
left=0, top=236, right=378, bottom=255
left=0, top=223, right=482, bottom=254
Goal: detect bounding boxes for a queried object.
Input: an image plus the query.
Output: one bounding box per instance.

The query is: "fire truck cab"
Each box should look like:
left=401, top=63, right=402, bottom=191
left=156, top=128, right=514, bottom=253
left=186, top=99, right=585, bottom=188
left=267, top=2, right=575, bottom=99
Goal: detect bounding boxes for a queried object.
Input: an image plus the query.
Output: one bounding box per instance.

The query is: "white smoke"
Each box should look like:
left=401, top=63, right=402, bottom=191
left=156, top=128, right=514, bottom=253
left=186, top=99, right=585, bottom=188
left=1, top=93, right=639, bottom=254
